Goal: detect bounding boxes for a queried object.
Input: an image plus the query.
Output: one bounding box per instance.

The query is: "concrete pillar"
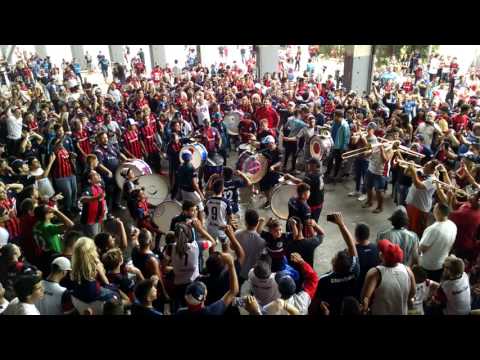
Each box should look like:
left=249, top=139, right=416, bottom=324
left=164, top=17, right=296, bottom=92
left=149, top=45, right=167, bottom=67
left=35, top=45, right=48, bottom=58
left=256, top=45, right=280, bottom=78
left=109, top=45, right=125, bottom=65
left=71, top=45, right=86, bottom=69
left=343, top=45, right=374, bottom=96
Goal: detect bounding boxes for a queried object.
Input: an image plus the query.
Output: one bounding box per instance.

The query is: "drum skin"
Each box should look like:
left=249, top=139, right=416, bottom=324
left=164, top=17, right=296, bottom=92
left=137, top=174, right=169, bottom=206
left=223, top=111, right=242, bottom=135
left=115, top=159, right=152, bottom=188
left=153, top=200, right=182, bottom=233
left=179, top=143, right=208, bottom=169
left=310, top=135, right=333, bottom=161
left=236, top=151, right=268, bottom=184
left=271, top=182, right=297, bottom=220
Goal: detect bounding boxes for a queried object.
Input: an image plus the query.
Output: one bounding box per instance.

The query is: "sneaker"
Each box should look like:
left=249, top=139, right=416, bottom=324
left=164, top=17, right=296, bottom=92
left=358, top=194, right=367, bottom=201
left=348, top=191, right=360, bottom=197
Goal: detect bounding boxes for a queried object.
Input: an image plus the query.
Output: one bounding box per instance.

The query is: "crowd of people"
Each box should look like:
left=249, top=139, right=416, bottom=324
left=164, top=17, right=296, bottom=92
left=0, top=46, right=479, bottom=316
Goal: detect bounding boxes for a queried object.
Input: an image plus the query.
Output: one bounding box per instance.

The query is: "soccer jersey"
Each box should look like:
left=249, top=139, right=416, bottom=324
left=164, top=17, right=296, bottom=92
left=223, top=179, right=245, bottom=214
left=205, top=196, right=232, bottom=228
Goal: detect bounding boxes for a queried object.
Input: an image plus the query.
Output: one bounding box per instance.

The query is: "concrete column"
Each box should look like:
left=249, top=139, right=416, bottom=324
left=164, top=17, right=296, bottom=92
left=149, top=45, right=167, bottom=67
left=71, top=45, right=86, bottom=69
left=256, top=45, right=280, bottom=78
left=343, top=45, right=374, bottom=96
left=109, top=45, right=125, bottom=65
left=35, top=45, right=48, bottom=58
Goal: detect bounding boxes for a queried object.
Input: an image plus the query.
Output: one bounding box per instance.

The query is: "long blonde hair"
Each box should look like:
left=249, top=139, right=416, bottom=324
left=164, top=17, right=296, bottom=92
left=71, top=237, right=99, bottom=283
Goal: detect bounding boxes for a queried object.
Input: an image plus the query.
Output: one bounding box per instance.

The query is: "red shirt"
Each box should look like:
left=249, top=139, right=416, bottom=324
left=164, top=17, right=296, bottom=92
left=73, top=129, right=92, bottom=159
left=255, top=106, right=279, bottom=129
left=324, top=100, right=336, bottom=116
left=19, top=213, right=40, bottom=261
left=123, top=129, right=143, bottom=158
left=53, top=148, right=74, bottom=178
left=81, top=184, right=106, bottom=225
left=449, top=203, right=480, bottom=254
left=151, top=69, right=162, bottom=83
left=135, top=98, right=149, bottom=111
left=202, top=127, right=220, bottom=152
left=238, top=119, right=257, bottom=143
left=402, top=81, right=413, bottom=93
left=140, top=123, right=157, bottom=155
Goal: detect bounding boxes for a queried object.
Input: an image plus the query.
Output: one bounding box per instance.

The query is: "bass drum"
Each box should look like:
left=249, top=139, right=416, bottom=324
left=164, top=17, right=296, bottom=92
left=223, top=111, right=242, bottom=136
left=137, top=174, right=170, bottom=206
left=236, top=151, right=268, bottom=184
left=179, top=142, right=208, bottom=169
left=37, top=177, right=55, bottom=198
left=309, top=135, right=333, bottom=161
left=115, top=159, right=152, bottom=188
left=271, top=182, right=297, bottom=220
left=153, top=200, right=182, bottom=234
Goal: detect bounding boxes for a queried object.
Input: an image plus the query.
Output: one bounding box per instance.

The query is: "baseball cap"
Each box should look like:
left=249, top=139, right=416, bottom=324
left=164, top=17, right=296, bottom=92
left=126, top=118, right=137, bottom=126
left=52, top=256, right=72, bottom=271
left=185, top=281, right=207, bottom=305
left=367, top=121, right=378, bottom=130
left=388, top=207, right=409, bottom=228
left=377, top=239, right=403, bottom=266
left=181, top=151, right=192, bottom=162
left=261, top=135, right=275, bottom=145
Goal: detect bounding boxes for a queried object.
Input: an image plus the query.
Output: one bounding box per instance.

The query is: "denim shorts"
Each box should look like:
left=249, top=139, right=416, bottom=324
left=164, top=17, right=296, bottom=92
left=365, top=170, right=387, bottom=191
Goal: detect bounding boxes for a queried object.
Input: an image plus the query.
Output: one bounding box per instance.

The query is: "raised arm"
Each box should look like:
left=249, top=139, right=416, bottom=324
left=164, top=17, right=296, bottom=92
left=225, top=225, right=245, bottom=266
left=330, top=212, right=357, bottom=257
left=220, top=252, right=240, bottom=306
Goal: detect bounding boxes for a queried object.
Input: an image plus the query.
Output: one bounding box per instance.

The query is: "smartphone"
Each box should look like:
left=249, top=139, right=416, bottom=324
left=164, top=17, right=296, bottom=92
left=326, top=214, right=335, bottom=223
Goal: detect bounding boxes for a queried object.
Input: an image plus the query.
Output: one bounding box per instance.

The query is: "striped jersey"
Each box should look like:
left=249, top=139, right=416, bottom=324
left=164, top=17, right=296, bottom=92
left=205, top=196, right=232, bottom=227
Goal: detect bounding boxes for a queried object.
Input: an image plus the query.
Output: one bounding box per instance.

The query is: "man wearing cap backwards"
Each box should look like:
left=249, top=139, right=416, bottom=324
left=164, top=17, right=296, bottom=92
left=419, top=202, right=457, bottom=282
left=176, top=252, right=239, bottom=316
left=3, top=273, right=44, bottom=315
left=361, top=239, right=415, bottom=315
left=377, top=207, right=420, bottom=267
left=258, top=135, right=282, bottom=208
left=177, top=151, right=205, bottom=223
left=35, top=257, right=72, bottom=315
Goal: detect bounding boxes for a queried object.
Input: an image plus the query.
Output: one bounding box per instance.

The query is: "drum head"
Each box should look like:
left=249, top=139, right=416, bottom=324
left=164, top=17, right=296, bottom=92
left=153, top=200, right=182, bottom=233
left=224, top=112, right=241, bottom=136
left=271, top=183, right=297, bottom=220
left=115, top=160, right=152, bottom=188
left=242, top=154, right=268, bottom=184
left=138, top=174, right=169, bottom=206
left=309, top=135, right=322, bottom=160
left=179, top=144, right=203, bottom=169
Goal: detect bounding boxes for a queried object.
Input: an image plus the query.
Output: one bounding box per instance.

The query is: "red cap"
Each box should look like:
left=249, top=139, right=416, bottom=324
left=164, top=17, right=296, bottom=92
left=377, top=239, right=403, bottom=266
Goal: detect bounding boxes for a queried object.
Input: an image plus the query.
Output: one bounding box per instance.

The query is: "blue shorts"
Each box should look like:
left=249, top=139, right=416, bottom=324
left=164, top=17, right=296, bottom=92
left=365, top=170, right=387, bottom=191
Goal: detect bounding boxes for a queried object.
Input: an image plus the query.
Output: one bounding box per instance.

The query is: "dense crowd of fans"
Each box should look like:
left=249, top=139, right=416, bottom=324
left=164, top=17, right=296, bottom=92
left=0, top=46, right=479, bottom=316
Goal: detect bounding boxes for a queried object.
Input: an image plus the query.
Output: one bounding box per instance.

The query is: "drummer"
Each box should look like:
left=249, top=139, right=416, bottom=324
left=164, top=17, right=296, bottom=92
left=200, top=118, right=222, bottom=183
left=282, top=109, right=307, bottom=175
left=238, top=113, right=257, bottom=147
left=258, top=135, right=283, bottom=209
left=211, top=112, right=230, bottom=166
left=287, top=183, right=312, bottom=230
left=176, top=152, right=205, bottom=223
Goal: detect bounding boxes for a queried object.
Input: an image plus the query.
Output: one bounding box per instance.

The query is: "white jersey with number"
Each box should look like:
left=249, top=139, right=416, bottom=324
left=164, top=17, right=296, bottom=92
left=205, top=196, right=232, bottom=228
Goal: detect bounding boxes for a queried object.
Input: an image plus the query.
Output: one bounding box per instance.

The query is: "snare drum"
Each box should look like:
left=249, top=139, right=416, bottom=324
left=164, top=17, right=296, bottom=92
left=153, top=200, right=182, bottom=233
left=236, top=151, right=268, bottom=184
left=137, top=174, right=169, bottom=206
left=115, top=159, right=152, bottom=188
left=37, top=177, right=55, bottom=198
left=271, top=182, right=297, bottom=220
left=309, top=135, right=333, bottom=161
left=179, top=142, right=208, bottom=169
left=238, top=143, right=256, bottom=153
left=223, top=111, right=242, bottom=136
left=205, top=152, right=224, bottom=182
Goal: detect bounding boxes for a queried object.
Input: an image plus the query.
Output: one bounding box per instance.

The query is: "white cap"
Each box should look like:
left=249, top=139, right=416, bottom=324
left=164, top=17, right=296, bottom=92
left=52, top=257, right=72, bottom=271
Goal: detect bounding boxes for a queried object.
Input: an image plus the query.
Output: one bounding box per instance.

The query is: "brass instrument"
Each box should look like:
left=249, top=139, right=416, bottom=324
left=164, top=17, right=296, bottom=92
left=432, top=178, right=469, bottom=198
left=341, top=139, right=425, bottom=160
left=395, top=159, right=423, bottom=170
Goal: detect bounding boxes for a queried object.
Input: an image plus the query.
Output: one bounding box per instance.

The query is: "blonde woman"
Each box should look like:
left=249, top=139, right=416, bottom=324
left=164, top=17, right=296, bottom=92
left=71, top=237, right=119, bottom=304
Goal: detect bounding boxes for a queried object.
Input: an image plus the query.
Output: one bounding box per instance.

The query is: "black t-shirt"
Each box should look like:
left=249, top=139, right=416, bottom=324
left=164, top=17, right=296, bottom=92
left=260, top=230, right=293, bottom=272
left=310, top=256, right=360, bottom=315
left=177, top=163, right=197, bottom=192
left=285, top=236, right=323, bottom=267
left=196, top=260, right=241, bottom=305
left=287, top=197, right=312, bottom=224
left=223, top=178, right=245, bottom=207
left=303, top=172, right=324, bottom=207
left=355, top=243, right=380, bottom=296
left=260, top=148, right=281, bottom=169
left=14, top=174, right=36, bottom=187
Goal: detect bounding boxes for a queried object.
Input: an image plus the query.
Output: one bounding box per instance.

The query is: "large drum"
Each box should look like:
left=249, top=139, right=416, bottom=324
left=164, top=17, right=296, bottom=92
left=205, top=152, right=224, bottom=182
left=271, top=182, right=297, bottom=220
left=137, top=174, right=169, bottom=206
left=115, top=159, right=152, bottom=188
left=153, top=200, right=182, bottom=233
left=37, top=177, right=55, bottom=198
left=223, top=111, right=242, bottom=136
left=236, top=151, right=268, bottom=184
left=179, top=142, right=208, bottom=169
left=310, top=135, right=333, bottom=161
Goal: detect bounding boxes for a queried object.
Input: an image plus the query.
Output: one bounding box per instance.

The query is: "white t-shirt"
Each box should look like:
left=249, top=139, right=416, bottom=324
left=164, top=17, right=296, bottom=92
left=419, top=220, right=457, bottom=271
left=410, top=281, right=434, bottom=315
left=0, top=227, right=9, bottom=247
left=195, top=101, right=210, bottom=128
left=109, top=89, right=122, bottom=104
left=263, top=291, right=311, bottom=315
left=172, top=240, right=210, bottom=285
left=6, top=112, right=23, bottom=140
left=429, top=58, right=440, bottom=74
left=416, top=123, right=439, bottom=147
left=441, top=273, right=471, bottom=315
left=405, top=176, right=436, bottom=213
left=2, top=298, right=40, bottom=315
left=35, top=280, right=66, bottom=315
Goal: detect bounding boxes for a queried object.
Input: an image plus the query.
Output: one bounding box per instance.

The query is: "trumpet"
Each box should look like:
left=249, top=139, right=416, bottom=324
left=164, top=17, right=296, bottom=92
left=395, top=159, right=423, bottom=170
left=341, top=139, right=425, bottom=160
left=432, top=179, right=469, bottom=198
